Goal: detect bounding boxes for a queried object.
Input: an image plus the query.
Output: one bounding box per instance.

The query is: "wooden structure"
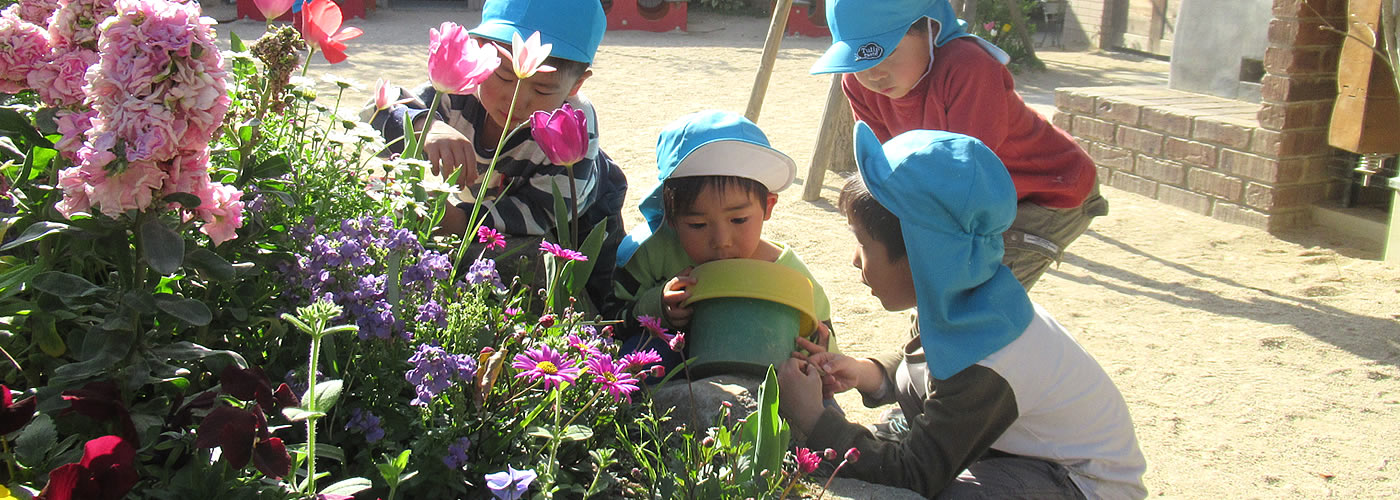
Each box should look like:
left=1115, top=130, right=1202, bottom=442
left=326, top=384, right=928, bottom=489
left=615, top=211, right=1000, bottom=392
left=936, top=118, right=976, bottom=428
left=604, top=0, right=688, bottom=32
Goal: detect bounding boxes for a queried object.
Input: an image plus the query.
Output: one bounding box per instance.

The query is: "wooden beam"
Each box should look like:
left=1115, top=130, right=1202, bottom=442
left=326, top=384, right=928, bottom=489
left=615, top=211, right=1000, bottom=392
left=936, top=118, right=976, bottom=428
left=746, top=0, right=796, bottom=122
left=803, top=74, right=855, bottom=201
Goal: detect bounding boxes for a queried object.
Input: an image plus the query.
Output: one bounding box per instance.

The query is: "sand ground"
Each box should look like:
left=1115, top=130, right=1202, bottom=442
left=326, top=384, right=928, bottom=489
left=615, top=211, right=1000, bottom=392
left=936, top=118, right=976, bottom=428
left=207, top=5, right=1400, bottom=497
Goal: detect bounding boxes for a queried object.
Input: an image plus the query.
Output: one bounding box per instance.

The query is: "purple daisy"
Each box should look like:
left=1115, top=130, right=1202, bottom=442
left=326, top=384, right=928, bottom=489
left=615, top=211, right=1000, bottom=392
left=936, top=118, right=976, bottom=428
left=511, top=345, right=579, bottom=390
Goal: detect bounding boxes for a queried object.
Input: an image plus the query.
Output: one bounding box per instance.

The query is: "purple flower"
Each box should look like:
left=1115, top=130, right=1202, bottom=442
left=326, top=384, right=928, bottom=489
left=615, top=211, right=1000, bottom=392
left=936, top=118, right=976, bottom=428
left=344, top=408, right=384, bottom=443
left=511, top=345, right=578, bottom=391
left=485, top=466, right=537, bottom=500
left=406, top=344, right=478, bottom=406
left=466, top=259, right=505, bottom=291
left=442, top=436, right=472, bottom=469
left=538, top=241, right=588, bottom=262
left=477, top=226, right=506, bottom=251
left=415, top=300, right=447, bottom=327
left=585, top=355, right=640, bottom=403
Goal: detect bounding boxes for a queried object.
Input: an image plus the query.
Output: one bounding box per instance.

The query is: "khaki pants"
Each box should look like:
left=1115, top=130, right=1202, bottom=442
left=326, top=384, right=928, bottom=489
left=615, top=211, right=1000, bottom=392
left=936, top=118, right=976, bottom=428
left=1002, top=185, right=1109, bottom=290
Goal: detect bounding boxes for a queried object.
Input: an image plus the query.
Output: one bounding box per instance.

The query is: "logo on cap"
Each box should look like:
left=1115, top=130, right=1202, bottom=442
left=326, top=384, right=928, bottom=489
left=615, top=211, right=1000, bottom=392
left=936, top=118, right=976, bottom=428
left=855, top=42, right=885, bottom=62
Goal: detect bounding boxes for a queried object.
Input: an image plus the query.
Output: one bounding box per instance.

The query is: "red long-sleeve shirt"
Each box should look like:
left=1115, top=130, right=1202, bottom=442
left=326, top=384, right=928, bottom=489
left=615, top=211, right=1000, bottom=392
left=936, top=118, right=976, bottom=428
left=843, top=38, right=1095, bottom=209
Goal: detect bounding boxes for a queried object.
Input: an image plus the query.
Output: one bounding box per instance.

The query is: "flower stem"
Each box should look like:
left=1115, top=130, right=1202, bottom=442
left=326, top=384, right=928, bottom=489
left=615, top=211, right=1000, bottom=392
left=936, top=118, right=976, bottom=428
left=566, top=165, right=578, bottom=245
left=816, top=459, right=851, bottom=499
left=450, top=81, right=522, bottom=284
left=305, top=327, right=324, bottom=493
left=777, top=471, right=800, bottom=499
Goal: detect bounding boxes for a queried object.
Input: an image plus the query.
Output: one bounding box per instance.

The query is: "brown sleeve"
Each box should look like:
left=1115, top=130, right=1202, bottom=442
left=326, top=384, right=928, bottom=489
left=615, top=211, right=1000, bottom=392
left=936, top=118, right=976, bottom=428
left=859, top=351, right=905, bottom=408
left=803, top=364, right=1019, bottom=497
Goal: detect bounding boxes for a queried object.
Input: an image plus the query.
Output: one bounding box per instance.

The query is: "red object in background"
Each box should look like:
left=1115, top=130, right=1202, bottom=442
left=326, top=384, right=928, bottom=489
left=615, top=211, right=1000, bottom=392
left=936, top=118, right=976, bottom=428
left=784, top=1, right=829, bottom=38
left=604, top=0, right=687, bottom=33
left=236, top=0, right=365, bottom=23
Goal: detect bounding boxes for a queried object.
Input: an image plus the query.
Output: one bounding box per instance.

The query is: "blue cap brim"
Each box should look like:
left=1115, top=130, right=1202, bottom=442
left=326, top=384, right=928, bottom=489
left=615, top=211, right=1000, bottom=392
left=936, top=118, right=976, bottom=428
left=470, top=22, right=593, bottom=64
left=810, top=24, right=910, bottom=74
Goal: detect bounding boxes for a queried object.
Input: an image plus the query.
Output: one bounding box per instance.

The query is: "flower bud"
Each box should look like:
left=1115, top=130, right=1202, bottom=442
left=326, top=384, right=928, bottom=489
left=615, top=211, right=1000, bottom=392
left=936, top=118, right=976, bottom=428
left=844, top=447, right=861, bottom=464
left=823, top=448, right=838, bottom=461
left=601, top=325, right=615, bottom=338
left=649, top=365, right=666, bottom=378
left=721, top=401, right=733, bottom=408
left=480, top=347, right=495, bottom=355
left=701, top=436, right=715, bottom=447
left=538, top=314, right=556, bottom=327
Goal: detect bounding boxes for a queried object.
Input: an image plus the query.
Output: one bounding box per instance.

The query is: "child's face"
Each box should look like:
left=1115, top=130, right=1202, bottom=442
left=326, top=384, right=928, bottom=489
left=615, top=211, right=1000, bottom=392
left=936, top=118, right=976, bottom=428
left=851, top=29, right=931, bottom=100
left=849, top=217, right=917, bottom=311
left=670, top=184, right=777, bottom=265
left=476, top=41, right=591, bottom=131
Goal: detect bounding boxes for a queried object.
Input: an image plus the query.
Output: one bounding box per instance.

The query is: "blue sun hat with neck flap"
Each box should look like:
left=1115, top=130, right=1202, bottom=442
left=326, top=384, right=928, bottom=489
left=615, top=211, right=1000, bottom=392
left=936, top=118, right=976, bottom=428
left=852, top=121, right=1032, bottom=380
left=615, top=110, right=796, bottom=266
left=469, top=0, right=607, bottom=64
left=811, top=0, right=1008, bottom=74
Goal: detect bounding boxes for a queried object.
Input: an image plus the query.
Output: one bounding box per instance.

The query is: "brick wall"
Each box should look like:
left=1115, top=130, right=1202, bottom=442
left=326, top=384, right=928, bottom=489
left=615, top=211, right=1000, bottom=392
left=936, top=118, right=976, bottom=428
left=1051, top=0, right=1351, bottom=232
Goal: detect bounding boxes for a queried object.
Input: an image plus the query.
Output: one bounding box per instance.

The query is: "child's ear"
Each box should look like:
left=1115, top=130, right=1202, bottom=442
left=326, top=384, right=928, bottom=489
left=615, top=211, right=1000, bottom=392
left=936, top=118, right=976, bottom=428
left=567, top=69, right=592, bottom=97
left=762, top=193, right=778, bottom=220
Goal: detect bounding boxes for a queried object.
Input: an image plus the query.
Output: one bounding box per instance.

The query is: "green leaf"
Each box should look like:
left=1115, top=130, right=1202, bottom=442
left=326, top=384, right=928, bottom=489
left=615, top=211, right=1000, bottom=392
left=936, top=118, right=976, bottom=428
left=230, top=30, right=247, bottom=52
left=162, top=192, right=202, bottom=209
left=184, top=248, right=235, bottom=281
left=400, top=114, right=419, bottom=159
left=565, top=220, right=608, bottom=296
left=250, top=155, right=290, bottom=179
left=0, top=221, right=71, bottom=251
left=526, top=425, right=555, bottom=440
left=121, top=291, right=158, bottom=314
left=392, top=448, right=411, bottom=470
left=560, top=424, right=593, bottom=442
left=140, top=219, right=185, bottom=275
left=281, top=407, right=326, bottom=422
left=148, top=341, right=248, bottom=369
left=551, top=181, right=570, bottom=247
left=31, top=271, right=102, bottom=298
left=0, top=136, right=22, bottom=159
left=153, top=294, right=212, bottom=326
left=238, top=124, right=254, bottom=144
left=316, top=443, right=346, bottom=464
left=29, top=313, right=64, bottom=357
left=737, top=366, right=790, bottom=485
left=377, top=463, right=400, bottom=486
left=15, top=414, right=56, bottom=466
left=318, top=478, right=371, bottom=497
left=0, top=107, right=53, bottom=148
left=303, top=379, right=343, bottom=411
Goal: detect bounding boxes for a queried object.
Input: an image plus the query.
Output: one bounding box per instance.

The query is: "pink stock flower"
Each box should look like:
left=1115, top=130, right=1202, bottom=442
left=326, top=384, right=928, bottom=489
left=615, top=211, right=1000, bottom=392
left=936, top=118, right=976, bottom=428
left=4, top=0, right=61, bottom=26
left=585, top=355, right=640, bottom=403
left=299, top=0, right=362, bottom=64
left=55, top=165, right=98, bottom=218
left=29, top=49, right=101, bottom=109
left=795, top=447, right=821, bottom=475
left=427, top=21, right=499, bottom=94
left=477, top=225, right=506, bottom=250
left=47, top=0, right=118, bottom=50
left=499, top=31, right=555, bottom=79
left=253, top=0, right=293, bottom=20
left=511, top=345, right=579, bottom=391
left=87, top=160, right=167, bottom=216
left=539, top=241, right=588, bottom=262
left=373, top=78, right=413, bottom=110
left=0, top=15, right=51, bottom=94
left=530, top=103, right=589, bottom=167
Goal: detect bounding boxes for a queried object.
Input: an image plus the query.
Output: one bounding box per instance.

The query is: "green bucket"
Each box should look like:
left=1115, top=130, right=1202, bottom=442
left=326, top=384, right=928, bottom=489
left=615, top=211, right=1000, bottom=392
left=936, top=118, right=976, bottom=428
left=686, top=297, right=800, bottom=378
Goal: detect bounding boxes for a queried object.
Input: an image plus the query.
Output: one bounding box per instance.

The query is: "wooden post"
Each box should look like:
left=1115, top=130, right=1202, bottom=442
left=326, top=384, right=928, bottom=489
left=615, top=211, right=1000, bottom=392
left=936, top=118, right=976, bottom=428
left=1002, top=0, right=1039, bottom=65
left=1388, top=179, right=1400, bottom=263
left=803, top=74, right=855, bottom=201
left=745, top=0, right=796, bottom=123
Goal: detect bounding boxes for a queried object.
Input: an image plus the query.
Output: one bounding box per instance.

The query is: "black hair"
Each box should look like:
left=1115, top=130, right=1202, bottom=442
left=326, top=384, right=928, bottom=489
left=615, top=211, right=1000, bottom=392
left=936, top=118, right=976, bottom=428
left=546, top=56, right=590, bottom=81
left=908, top=17, right=930, bottom=34
left=838, top=175, right=907, bottom=261
left=662, top=176, right=770, bottom=220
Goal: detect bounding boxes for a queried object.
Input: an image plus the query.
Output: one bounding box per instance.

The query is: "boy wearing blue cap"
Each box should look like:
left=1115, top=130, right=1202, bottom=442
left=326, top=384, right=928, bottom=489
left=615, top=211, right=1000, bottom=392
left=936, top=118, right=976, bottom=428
left=776, top=123, right=1145, bottom=498
left=607, top=110, right=833, bottom=368
left=812, top=0, right=1108, bottom=290
left=371, top=0, right=627, bottom=307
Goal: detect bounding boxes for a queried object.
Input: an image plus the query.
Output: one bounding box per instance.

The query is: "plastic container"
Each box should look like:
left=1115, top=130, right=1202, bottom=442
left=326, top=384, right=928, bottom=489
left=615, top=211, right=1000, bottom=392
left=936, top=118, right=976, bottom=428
left=682, top=259, right=817, bottom=377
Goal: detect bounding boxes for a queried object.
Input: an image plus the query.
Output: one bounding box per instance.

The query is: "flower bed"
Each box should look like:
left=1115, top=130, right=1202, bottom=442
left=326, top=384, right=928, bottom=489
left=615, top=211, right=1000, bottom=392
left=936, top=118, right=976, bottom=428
left=0, top=0, right=856, bottom=497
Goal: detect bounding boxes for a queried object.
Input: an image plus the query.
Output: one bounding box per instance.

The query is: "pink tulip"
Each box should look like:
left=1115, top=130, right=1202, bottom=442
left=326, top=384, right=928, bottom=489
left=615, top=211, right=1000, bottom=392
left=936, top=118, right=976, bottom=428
left=498, top=31, right=555, bottom=79
left=254, top=0, right=294, bottom=20
left=530, top=103, right=588, bottom=167
left=373, top=78, right=413, bottom=110
left=300, top=0, right=363, bottom=64
left=428, top=22, right=501, bottom=95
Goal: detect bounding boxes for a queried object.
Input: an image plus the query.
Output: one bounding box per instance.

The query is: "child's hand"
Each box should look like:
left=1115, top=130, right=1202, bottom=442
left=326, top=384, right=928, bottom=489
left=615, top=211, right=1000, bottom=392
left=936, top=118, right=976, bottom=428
left=777, top=357, right=829, bottom=434
left=805, top=348, right=883, bottom=396
left=661, top=268, right=696, bottom=328
left=423, top=121, right=478, bottom=189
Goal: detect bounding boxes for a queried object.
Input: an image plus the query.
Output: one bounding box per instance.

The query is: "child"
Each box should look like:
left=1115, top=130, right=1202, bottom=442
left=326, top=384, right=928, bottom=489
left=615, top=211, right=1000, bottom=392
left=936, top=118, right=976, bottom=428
left=371, top=0, right=627, bottom=308
left=608, top=110, right=833, bottom=374
left=812, top=0, right=1108, bottom=290
left=777, top=123, right=1146, bottom=498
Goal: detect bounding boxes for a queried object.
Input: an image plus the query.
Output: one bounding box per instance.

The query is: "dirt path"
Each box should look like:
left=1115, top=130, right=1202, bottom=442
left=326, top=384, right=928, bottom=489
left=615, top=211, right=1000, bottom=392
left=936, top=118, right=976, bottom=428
left=210, top=5, right=1400, bottom=497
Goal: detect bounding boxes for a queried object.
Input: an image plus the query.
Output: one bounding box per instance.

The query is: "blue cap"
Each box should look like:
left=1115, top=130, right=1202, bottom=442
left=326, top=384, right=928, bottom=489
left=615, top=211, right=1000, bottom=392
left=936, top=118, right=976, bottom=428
left=469, top=0, right=607, bottom=64
left=811, top=0, right=1007, bottom=74
left=616, top=111, right=796, bottom=266
left=853, top=121, right=1032, bottom=380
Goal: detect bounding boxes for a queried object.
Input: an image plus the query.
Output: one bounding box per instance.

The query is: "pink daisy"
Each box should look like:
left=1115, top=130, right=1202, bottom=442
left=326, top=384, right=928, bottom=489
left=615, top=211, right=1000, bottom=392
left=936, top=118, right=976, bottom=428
left=477, top=226, right=506, bottom=251
left=511, top=345, right=579, bottom=391
left=539, top=241, right=588, bottom=262
left=795, top=447, right=821, bottom=475
left=565, top=334, right=600, bottom=359
left=584, top=355, right=640, bottom=403
left=620, top=350, right=662, bottom=372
